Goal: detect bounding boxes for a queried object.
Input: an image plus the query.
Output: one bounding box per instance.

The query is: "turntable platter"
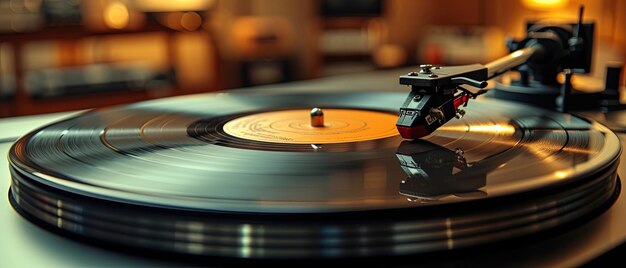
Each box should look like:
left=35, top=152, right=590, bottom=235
left=7, top=90, right=621, bottom=258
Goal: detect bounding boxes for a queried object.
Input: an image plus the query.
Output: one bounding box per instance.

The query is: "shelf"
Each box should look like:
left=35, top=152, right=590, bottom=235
left=0, top=21, right=221, bottom=118
left=0, top=23, right=175, bottom=42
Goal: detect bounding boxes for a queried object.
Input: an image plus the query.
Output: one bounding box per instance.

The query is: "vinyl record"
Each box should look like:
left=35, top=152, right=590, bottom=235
left=8, top=89, right=621, bottom=259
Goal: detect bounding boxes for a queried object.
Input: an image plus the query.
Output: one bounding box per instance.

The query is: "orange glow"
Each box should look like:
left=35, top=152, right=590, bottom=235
left=164, top=12, right=184, bottom=30
left=556, top=72, right=565, bottom=84
left=468, top=124, right=517, bottom=135
left=437, top=124, right=594, bottom=156
left=132, top=0, right=215, bottom=12
left=156, top=11, right=202, bottom=31
left=373, top=44, right=407, bottom=68
left=231, top=16, right=295, bottom=59
left=438, top=124, right=516, bottom=135
left=173, top=32, right=217, bottom=88
left=181, top=12, right=202, bottom=31
left=522, top=0, right=568, bottom=10
left=104, top=1, right=130, bottom=29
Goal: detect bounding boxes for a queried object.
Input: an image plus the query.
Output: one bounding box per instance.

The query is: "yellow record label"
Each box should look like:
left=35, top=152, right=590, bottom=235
left=223, top=109, right=399, bottom=144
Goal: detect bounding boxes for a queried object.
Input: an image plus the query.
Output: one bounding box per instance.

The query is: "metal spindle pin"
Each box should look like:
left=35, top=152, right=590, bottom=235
left=310, top=108, right=324, bottom=127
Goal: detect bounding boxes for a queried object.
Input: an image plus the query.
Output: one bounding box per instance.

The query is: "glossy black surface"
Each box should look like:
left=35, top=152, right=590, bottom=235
left=8, top=90, right=620, bottom=213
left=7, top=89, right=622, bottom=258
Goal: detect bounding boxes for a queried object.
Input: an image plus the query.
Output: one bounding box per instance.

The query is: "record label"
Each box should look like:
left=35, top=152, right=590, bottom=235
left=223, top=109, right=399, bottom=144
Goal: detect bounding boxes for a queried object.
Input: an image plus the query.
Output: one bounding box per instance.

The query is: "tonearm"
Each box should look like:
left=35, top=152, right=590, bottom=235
left=396, top=6, right=593, bottom=139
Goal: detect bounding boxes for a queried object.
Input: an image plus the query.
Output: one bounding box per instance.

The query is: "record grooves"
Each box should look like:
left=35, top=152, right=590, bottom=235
left=7, top=90, right=622, bottom=259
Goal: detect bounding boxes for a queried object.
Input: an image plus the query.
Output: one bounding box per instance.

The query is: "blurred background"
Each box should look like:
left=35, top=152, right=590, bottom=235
left=0, top=0, right=624, bottom=117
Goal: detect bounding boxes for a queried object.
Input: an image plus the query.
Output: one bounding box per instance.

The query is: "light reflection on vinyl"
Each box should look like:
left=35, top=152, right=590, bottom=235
left=7, top=90, right=621, bottom=259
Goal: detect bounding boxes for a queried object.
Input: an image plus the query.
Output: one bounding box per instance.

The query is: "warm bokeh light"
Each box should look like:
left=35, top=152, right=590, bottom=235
left=104, top=1, right=130, bottom=29
left=163, top=12, right=183, bottom=30
left=511, top=50, right=525, bottom=58
left=132, top=0, right=215, bottom=12
left=554, top=171, right=568, bottom=178
left=173, top=32, right=217, bottom=89
left=231, top=16, right=295, bottom=59
left=373, top=44, right=407, bottom=68
left=180, top=12, right=202, bottom=31
left=439, top=124, right=517, bottom=135
left=522, top=0, right=569, bottom=10
left=157, top=12, right=202, bottom=31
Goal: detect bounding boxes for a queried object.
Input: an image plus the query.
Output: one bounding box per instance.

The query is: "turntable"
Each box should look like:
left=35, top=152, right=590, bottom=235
left=2, top=6, right=626, bottom=267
